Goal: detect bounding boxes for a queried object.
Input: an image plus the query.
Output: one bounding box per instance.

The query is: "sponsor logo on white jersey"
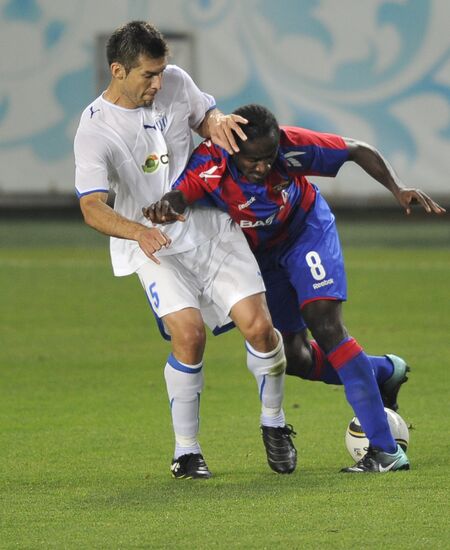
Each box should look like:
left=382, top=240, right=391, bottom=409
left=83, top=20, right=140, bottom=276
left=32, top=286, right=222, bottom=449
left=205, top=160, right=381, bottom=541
left=141, top=152, right=169, bottom=174
left=284, top=151, right=306, bottom=167
left=312, top=278, right=334, bottom=290
left=238, top=196, right=256, bottom=210
left=240, top=213, right=276, bottom=228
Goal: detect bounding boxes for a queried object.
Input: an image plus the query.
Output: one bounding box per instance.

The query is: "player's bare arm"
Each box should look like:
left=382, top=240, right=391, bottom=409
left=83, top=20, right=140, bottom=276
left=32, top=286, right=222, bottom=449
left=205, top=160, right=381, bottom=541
left=142, top=190, right=188, bottom=225
left=344, top=137, right=446, bottom=215
left=196, top=108, right=248, bottom=154
left=80, top=191, right=171, bottom=264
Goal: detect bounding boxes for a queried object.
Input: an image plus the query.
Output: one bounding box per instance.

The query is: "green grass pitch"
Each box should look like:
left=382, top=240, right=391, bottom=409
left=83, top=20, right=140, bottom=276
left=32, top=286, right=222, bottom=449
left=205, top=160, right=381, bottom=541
left=1, top=217, right=449, bottom=548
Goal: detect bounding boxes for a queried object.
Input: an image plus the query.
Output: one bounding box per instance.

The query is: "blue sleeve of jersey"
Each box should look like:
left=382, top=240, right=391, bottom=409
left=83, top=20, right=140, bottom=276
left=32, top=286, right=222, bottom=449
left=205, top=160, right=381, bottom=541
left=283, top=144, right=349, bottom=176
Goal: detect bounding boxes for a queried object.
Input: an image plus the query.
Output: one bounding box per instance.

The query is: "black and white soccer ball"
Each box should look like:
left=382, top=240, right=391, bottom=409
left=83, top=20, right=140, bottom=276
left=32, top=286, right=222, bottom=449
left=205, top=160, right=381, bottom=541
left=345, top=408, right=410, bottom=461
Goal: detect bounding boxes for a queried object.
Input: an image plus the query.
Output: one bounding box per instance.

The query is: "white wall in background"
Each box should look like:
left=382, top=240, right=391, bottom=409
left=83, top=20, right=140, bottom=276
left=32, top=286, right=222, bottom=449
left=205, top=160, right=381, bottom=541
left=0, top=0, right=449, bottom=205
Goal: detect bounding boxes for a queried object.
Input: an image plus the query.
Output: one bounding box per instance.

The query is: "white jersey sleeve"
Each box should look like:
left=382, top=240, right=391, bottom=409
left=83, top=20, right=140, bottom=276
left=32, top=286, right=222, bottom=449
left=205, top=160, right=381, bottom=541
left=177, top=67, right=216, bottom=130
left=74, top=129, right=111, bottom=197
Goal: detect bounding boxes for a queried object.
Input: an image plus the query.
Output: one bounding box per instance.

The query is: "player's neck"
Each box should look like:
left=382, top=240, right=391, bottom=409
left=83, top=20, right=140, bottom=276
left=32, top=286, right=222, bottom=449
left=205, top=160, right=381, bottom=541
left=103, top=83, right=137, bottom=110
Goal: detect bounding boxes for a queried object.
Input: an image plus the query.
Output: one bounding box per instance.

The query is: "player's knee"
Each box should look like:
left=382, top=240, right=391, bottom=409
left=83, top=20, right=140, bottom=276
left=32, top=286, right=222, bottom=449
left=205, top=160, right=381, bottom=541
left=171, top=325, right=206, bottom=363
left=244, top=315, right=277, bottom=352
left=307, top=318, right=346, bottom=353
left=284, top=336, right=314, bottom=378
left=231, top=294, right=278, bottom=352
left=285, top=349, right=314, bottom=378
left=302, top=300, right=346, bottom=353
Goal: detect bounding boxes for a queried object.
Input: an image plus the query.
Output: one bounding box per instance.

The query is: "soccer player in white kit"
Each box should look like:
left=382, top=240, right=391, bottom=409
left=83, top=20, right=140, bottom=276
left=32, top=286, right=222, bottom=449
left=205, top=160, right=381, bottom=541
left=74, top=21, right=296, bottom=478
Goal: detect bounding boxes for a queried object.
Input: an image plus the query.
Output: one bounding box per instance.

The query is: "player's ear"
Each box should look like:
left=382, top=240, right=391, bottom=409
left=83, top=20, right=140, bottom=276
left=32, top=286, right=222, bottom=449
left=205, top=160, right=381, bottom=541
left=111, top=62, right=126, bottom=80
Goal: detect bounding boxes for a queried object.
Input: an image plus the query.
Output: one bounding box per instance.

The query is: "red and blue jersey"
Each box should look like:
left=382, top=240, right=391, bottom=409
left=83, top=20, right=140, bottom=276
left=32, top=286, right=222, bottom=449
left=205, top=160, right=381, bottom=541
left=173, top=126, right=349, bottom=252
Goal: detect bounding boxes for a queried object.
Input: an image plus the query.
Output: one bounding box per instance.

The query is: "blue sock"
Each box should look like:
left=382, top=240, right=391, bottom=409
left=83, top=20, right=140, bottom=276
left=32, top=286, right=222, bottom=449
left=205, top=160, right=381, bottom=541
left=306, top=341, right=341, bottom=384
left=327, top=337, right=396, bottom=453
left=368, top=355, right=394, bottom=384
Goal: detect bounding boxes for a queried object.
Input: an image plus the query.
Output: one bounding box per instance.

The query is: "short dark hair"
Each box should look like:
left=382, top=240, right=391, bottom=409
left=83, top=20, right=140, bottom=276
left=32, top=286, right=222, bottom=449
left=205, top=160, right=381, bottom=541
left=232, top=104, right=280, bottom=148
left=106, top=21, right=169, bottom=73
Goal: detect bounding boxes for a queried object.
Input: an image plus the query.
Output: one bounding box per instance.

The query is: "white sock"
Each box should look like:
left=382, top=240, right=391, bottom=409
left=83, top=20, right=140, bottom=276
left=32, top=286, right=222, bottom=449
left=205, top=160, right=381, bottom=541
left=246, top=329, right=286, bottom=428
left=164, top=354, right=203, bottom=459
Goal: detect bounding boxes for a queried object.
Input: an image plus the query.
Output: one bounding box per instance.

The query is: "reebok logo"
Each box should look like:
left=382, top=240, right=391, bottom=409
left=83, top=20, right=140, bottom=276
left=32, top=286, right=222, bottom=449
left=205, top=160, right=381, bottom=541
left=238, top=196, right=256, bottom=210
left=312, top=278, right=334, bottom=290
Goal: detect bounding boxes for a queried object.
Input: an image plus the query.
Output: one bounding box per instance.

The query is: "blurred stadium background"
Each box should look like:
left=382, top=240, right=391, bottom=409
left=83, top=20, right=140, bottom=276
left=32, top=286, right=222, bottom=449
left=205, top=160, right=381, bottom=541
left=0, top=0, right=450, bottom=212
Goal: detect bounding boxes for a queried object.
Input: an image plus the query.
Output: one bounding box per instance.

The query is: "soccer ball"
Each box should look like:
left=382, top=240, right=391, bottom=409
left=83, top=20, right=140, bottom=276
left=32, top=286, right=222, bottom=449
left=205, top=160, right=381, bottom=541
left=345, top=408, right=410, bottom=461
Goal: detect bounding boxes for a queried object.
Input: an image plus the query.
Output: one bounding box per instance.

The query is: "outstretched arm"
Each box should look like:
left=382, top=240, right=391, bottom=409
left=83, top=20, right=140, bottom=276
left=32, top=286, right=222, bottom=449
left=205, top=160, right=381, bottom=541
left=344, top=137, right=446, bottom=215
left=142, top=190, right=188, bottom=225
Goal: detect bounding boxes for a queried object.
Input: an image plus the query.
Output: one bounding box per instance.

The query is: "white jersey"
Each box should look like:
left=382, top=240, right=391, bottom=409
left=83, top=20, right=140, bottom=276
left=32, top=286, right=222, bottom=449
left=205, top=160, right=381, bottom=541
left=74, top=64, right=229, bottom=276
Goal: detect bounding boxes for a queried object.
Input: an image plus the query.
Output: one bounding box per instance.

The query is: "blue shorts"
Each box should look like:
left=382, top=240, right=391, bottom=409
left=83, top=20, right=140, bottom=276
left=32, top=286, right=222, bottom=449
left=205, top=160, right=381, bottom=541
left=256, top=192, right=347, bottom=333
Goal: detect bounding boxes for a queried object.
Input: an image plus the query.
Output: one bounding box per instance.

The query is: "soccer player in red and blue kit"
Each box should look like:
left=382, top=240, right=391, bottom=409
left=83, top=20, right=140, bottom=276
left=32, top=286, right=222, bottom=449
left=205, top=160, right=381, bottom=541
left=144, top=104, right=445, bottom=473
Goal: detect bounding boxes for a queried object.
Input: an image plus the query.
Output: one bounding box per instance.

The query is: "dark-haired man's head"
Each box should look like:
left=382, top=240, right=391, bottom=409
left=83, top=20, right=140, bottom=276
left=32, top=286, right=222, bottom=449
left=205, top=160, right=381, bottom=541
left=107, top=20, right=168, bottom=72
left=232, top=104, right=280, bottom=183
left=105, top=21, right=169, bottom=109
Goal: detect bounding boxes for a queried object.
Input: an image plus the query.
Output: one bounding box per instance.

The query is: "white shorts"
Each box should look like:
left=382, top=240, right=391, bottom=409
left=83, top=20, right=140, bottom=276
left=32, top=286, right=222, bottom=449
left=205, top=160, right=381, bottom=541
left=136, top=221, right=265, bottom=339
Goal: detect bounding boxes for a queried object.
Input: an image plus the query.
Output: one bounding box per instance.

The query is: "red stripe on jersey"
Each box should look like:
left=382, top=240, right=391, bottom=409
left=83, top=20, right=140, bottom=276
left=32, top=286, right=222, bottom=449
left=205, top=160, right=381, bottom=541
left=177, top=176, right=207, bottom=203
left=281, top=126, right=347, bottom=150
left=298, top=178, right=316, bottom=213
left=327, top=338, right=363, bottom=370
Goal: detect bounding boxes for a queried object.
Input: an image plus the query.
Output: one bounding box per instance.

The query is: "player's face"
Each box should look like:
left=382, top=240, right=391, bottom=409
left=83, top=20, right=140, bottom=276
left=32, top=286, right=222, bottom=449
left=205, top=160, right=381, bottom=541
left=234, top=134, right=279, bottom=183
left=121, top=55, right=167, bottom=108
